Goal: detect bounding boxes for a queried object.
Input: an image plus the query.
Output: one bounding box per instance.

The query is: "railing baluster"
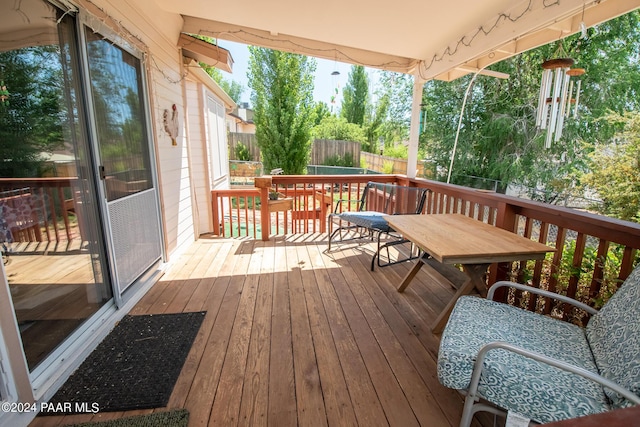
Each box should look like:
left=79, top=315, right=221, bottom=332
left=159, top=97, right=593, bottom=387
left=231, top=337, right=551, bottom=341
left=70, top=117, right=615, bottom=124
left=529, top=221, right=549, bottom=311
left=252, top=195, right=257, bottom=239
left=619, top=246, right=638, bottom=282
left=589, top=239, right=610, bottom=304
left=545, top=226, right=567, bottom=315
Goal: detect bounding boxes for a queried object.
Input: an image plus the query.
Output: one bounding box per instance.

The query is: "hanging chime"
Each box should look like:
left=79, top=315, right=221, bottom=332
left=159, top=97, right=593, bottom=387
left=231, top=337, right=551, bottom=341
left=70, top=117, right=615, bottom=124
left=535, top=57, right=585, bottom=148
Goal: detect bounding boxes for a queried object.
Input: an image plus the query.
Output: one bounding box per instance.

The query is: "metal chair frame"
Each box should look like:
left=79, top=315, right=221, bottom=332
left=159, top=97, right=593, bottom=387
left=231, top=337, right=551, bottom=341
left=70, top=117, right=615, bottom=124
left=327, top=182, right=429, bottom=271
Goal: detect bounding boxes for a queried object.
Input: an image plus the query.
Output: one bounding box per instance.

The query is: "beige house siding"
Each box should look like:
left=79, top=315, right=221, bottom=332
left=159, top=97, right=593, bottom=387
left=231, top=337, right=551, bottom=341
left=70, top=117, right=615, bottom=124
left=185, top=65, right=235, bottom=235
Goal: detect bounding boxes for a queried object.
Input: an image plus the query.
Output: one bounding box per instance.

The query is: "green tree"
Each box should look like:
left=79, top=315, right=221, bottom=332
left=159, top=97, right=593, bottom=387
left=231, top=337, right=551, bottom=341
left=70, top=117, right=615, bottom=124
left=0, top=48, right=65, bottom=177
left=582, top=112, right=640, bottom=222
left=201, top=64, right=245, bottom=104
left=312, top=101, right=331, bottom=126
left=341, top=65, right=369, bottom=125
left=375, top=71, right=412, bottom=145
left=420, top=10, right=640, bottom=196
left=363, top=93, right=389, bottom=152
left=248, top=47, right=316, bottom=174
left=311, top=115, right=367, bottom=143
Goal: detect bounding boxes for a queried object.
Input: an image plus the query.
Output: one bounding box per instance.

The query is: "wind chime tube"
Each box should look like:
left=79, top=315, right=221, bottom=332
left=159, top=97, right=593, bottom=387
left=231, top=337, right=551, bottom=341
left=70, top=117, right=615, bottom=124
left=565, top=79, right=574, bottom=118
left=546, top=67, right=564, bottom=148
left=555, top=70, right=571, bottom=141
left=574, top=80, right=581, bottom=118
left=539, top=70, right=554, bottom=129
left=536, top=69, right=552, bottom=126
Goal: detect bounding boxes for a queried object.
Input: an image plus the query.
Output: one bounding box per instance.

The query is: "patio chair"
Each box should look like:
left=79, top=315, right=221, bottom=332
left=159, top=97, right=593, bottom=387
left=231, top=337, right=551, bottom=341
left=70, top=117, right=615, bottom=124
left=437, top=265, right=640, bottom=427
left=327, top=181, right=429, bottom=271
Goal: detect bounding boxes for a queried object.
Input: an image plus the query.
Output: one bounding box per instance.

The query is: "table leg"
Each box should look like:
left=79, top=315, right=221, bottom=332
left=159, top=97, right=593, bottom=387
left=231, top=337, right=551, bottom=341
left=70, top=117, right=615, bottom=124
left=432, top=263, right=490, bottom=334
left=397, top=253, right=429, bottom=292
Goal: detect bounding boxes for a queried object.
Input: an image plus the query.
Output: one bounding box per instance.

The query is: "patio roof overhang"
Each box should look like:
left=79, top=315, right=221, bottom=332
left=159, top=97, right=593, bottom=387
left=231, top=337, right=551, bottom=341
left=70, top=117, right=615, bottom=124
left=160, top=0, right=640, bottom=81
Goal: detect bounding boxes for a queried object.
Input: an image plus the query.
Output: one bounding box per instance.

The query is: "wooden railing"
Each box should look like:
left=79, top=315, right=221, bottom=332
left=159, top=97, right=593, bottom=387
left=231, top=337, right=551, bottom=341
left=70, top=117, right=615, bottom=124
left=212, top=174, right=640, bottom=317
left=406, top=178, right=640, bottom=321
left=213, top=175, right=399, bottom=239
left=0, top=177, right=80, bottom=243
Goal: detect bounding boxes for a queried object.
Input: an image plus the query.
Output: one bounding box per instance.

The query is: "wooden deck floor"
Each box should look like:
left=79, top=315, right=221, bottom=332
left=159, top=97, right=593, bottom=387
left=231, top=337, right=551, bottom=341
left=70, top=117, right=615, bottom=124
left=30, top=234, right=491, bottom=427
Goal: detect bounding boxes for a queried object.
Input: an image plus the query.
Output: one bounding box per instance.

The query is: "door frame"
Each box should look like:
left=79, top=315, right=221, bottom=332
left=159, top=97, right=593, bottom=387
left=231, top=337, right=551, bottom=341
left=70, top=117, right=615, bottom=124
left=77, top=10, right=165, bottom=308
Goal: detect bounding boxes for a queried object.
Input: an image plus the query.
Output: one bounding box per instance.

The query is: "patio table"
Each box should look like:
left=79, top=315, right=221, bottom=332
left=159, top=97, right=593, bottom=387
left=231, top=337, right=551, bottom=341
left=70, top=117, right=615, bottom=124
left=384, top=213, right=554, bottom=333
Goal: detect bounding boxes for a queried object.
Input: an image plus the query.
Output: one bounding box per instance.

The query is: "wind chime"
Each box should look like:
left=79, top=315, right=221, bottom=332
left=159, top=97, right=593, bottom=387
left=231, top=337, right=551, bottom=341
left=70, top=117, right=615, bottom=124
left=535, top=48, right=585, bottom=148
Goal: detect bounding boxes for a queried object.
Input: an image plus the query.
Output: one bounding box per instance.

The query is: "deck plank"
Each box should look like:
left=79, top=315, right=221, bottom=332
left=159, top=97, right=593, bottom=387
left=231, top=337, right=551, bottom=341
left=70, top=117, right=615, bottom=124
left=295, top=237, right=359, bottom=427
left=285, top=238, right=329, bottom=427
left=266, top=239, right=297, bottom=426
left=237, top=240, right=271, bottom=426
left=323, top=245, right=452, bottom=426
left=28, top=235, right=491, bottom=427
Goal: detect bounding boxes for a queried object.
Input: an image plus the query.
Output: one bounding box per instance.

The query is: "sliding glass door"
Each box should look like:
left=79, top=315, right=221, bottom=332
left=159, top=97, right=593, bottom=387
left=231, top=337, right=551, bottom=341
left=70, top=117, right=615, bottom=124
left=0, top=0, right=112, bottom=372
left=81, top=24, right=163, bottom=299
left=0, top=0, right=163, bottom=374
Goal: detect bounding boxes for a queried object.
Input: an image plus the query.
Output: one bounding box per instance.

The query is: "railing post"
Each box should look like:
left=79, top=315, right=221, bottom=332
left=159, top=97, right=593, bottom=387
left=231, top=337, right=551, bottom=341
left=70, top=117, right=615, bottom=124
left=211, top=190, right=220, bottom=236
left=491, top=201, right=519, bottom=300
left=255, top=176, right=272, bottom=241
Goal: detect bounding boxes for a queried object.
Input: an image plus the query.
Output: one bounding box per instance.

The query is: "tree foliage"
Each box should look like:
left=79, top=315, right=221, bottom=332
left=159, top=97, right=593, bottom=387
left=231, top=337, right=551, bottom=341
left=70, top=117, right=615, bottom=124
left=202, top=65, right=245, bottom=104
left=248, top=47, right=316, bottom=174
left=363, top=93, right=389, bottom=152
left=375, top=71, right=412, bottom=145
left=341, top=65, right=369, bottom=125
left=311, top=115, right=367, bottom=143
left=0, top=48, right=65, bottom=177
left=312, top=101, right=331, bottom=126
left=582, top=112, right=640, bottom=222
left=420, top=10, right=640, bottom=198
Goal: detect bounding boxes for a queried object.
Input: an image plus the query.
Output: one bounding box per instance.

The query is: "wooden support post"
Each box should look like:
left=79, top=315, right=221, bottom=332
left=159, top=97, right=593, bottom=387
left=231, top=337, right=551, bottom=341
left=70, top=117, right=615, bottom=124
left=255, top=176, right=272, bottom=241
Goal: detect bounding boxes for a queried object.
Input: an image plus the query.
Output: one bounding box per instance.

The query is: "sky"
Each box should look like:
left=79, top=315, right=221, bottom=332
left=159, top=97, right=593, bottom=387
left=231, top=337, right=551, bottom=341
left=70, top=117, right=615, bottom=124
left=218, top=40, right=378, bottom=109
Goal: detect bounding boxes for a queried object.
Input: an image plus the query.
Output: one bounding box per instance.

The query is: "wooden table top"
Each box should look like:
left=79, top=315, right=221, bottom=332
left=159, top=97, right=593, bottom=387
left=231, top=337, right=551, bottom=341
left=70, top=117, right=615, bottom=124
left=384, top=213, right=554, bottom=265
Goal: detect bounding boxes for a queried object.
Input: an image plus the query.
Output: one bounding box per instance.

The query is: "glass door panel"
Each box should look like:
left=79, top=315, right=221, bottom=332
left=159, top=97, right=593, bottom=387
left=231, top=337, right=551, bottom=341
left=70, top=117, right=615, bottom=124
left=0, top=0, right=112, bottom=371
left=83, top=28, right=162, bottom=297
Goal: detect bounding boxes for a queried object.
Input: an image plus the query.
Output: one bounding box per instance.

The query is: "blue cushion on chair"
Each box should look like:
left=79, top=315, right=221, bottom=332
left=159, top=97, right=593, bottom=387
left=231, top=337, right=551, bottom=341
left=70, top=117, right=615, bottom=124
left=338, top=211, right=390, bottom=232
left=437, top=295, right=610, bottom=424
left=586, top=266, right=640, bottom=409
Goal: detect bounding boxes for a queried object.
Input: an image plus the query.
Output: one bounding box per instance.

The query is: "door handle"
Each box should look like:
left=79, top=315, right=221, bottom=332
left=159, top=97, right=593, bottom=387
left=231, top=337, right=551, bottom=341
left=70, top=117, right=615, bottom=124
left=99, top=165, right=106, bottom=180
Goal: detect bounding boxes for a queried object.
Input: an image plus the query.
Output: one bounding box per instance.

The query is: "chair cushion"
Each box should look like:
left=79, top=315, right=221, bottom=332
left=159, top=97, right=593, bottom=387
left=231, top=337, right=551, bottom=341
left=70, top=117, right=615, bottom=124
left=337, top=211, right=390, bottom=232
left=586, top=265, right=640, bottom=408
left=437, top=296, right=609, bottom=424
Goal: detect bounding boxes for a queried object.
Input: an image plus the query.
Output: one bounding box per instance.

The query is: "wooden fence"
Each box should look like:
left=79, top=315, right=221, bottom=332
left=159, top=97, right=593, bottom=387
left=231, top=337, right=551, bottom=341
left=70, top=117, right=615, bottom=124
left=228, top=132, right=260, bottom=161
left=361, top=151, right=436, bottom=178
left=310, top=139, right=361, bottom=166
left=228, top=134, right=362, bottom=167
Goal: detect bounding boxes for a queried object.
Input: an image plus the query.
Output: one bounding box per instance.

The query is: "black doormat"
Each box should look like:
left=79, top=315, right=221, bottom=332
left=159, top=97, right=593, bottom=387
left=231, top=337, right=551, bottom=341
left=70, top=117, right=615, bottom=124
left=45, top=312, right=205, bottom=414
left=65, top=409, right=189, bottom=427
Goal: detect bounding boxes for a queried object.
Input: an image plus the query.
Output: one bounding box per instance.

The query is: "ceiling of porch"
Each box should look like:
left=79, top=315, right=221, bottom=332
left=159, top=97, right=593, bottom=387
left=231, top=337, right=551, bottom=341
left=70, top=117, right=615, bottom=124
left=155, top=0, right=640, bottom=81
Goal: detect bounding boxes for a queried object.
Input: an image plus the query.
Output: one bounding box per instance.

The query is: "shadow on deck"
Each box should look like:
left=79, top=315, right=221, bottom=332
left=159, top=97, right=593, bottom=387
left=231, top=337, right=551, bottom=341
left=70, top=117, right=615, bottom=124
left=30, top=234, right=494, bottom=427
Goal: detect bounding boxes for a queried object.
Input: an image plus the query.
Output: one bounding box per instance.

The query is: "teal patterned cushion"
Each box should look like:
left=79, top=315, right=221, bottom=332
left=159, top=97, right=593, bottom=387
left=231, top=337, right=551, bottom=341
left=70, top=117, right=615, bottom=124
left=437, top=296, right=609, bottom=424
left=586, top=265, right=640, bottom=408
